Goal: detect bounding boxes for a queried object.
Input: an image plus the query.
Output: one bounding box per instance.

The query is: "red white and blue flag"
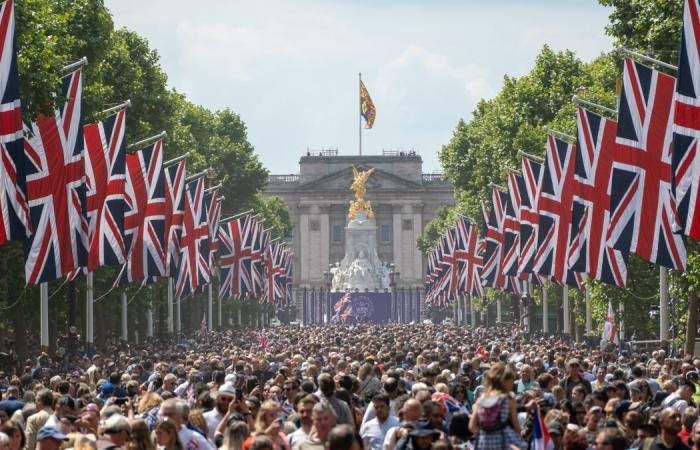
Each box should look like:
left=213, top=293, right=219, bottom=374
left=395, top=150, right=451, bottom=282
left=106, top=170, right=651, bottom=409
left=83, top=109, right=127, bottom=271
left=518, top=158, right=542, bottom=276
left=163, top=160, right=186, bottom=277
left=218, top=213, right=253, bottom=300
left=263, top=240, right=285, bottom=304
left=609, top=58, right=686, bottom=270
left=175, top=176, right=209, bottom=298
left=23, top=68, right=88, bottom=284
left=455, top=217, right=483, bottom=298
left=118, top=140, right=166, bottom=284
left=673, top=0, right=700, bottom=241
left=502, top=172, right=521, bottom=277
left=0, top=0, right=29, bottom=247
left=532, top=407, right=553, bottom=450
left=205, top=188, right=221, bottom=272
left=569, top=107, right=628, bottom=287
left=481, top=189, right=506, bottom=290
left=533, top=135, right=584, bottom=288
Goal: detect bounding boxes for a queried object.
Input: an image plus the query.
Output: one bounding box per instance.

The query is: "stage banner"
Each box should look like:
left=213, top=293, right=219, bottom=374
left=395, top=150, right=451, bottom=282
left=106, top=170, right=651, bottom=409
left=331, top=291, right=391, bottom=324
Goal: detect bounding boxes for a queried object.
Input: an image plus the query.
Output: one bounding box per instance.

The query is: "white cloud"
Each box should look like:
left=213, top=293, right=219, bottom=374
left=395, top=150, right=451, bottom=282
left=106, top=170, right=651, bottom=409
left=105, top=0, right=614, bottom=174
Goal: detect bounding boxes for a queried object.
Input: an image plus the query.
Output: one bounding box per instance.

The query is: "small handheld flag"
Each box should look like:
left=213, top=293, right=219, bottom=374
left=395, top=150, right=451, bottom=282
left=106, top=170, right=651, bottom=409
left=360, top=80, right=376, bottom=129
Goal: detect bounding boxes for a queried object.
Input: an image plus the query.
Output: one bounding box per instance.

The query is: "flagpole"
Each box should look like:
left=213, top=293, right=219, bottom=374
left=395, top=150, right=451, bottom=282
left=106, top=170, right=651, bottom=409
left=660, top=267, right=669, bottom=341
left=121, top=291, right=128, bottom=341
left=86, top=272, right=94, bottom=349
left=585, top=283, right=592, bottom=335
left=542, top=285, right=549, bottom=333
left=359, top=72, right=362, bottom=156
left=563, top=286, right=570, bottom=335
left=40, top=283, right=49, bottom=351
left=167, top=278, right=174, bottom=334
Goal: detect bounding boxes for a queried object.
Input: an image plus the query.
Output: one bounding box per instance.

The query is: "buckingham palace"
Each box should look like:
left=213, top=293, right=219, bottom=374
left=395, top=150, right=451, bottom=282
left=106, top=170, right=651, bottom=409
left=264, top=150, right=455, bottom=292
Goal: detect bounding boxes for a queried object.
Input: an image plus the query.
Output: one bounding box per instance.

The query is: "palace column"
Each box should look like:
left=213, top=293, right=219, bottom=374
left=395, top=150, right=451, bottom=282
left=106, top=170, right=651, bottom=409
left=299, top=203, right=330, bottom=287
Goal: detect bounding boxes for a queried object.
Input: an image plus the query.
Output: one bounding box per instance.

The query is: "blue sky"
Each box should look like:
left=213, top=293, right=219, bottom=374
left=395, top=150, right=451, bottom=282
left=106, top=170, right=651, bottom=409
left=105, top=1, right=614, bottom=175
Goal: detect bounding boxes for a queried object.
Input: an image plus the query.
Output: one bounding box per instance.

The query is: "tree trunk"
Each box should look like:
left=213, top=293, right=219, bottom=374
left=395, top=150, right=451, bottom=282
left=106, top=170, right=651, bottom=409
left=686, top=291, right=699, bottom=357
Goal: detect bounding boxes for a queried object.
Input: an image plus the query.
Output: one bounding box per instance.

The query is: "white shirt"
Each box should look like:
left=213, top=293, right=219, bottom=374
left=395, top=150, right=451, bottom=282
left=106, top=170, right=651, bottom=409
left=179, top=425, right=215, bottom=450
left=289, top=428, right=311, bottom=450
left=202, top=408, right=223, bottom=440
left=360, top=416, right=399, bottom=450
left=662, top=393, right=689, bottom=414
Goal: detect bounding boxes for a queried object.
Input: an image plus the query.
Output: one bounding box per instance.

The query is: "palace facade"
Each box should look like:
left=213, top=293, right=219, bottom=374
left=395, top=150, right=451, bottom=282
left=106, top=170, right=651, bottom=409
left=264, top=151, right=455, bottom=291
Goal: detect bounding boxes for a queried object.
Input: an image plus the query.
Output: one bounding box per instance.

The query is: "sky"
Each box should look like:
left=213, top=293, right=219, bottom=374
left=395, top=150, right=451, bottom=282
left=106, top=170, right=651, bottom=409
left=104, top=0, right=614, bottom=175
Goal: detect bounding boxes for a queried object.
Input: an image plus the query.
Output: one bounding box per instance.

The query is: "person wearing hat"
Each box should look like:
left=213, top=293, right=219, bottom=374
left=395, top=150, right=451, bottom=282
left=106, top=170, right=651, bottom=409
left=394, top=418, right=439, bottom=450
left=36, top=426, right=68, bottom=450
left=203, top=383, right=236, bottom=440
left=97, top=414, right=131, bottom=450
left=559, top=358, right=591, bottom=400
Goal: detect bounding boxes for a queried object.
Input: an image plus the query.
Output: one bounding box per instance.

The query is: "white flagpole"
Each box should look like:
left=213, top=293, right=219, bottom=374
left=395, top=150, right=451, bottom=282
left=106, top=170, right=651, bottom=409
left=121, top=291, right=128, bottom=341
left=542, top=285, right=549, bottom=333
left=40, top=283, right=49, bottom=350
left=167, top=278, right=174, bottom=334
left=660, top=267, right=669, bottom=341
left=563, top=286, right=570, bottom=335
left=86, top=272, right=94, bottom=347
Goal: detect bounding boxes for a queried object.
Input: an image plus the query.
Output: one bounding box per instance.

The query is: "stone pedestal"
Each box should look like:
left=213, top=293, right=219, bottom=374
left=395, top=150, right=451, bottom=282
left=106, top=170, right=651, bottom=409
left=331, top=212, right=390, bottom=291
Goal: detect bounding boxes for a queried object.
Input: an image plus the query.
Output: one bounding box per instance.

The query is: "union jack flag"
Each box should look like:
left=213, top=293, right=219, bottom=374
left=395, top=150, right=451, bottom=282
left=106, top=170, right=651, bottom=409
left=218, top=213, right=253, bottom=299
left=533, top=135, right=584, bottom=287
left=609, top=58, right=686, bottom=270
left=481, top=189, right=506, bottom=289
left=23, top=68, right=88, bottom=284
left=673, top=0, right=700, bottom=240
left=205, top=189, right=221, bottom=272
left=502, top=172, right=521, bottom=277
left=455, top=217, right=483, bottom=298
left=83, top=109, right=126, bottom=271
left=517, top=158, right=542, bottom=276
left=163, top=160, right=186, bottom=277
left=118, top=140, right=165, bottom=284
left=263, top=240, right=285, bottom=304
left=176, top=176, right=209, bottom=298
left=0, top=0, right=29, bottom=247
left=251, top=221, right=270, bottom=297
left=569, top=107, right=628, bottom=287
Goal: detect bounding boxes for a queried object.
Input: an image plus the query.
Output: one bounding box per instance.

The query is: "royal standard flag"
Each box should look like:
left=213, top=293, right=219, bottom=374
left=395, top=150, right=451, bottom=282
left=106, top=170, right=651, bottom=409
left=360, top=80, right=376, bottom=129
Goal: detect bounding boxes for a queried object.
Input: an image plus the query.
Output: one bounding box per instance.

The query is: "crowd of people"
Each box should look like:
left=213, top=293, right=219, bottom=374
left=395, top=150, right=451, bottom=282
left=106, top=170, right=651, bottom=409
left=0, top=323, right=698, bottom=450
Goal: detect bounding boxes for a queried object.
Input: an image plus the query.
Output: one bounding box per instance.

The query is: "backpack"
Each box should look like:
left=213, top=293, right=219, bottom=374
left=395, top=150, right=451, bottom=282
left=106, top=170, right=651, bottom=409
left=477, top=394, right=508, bottom=432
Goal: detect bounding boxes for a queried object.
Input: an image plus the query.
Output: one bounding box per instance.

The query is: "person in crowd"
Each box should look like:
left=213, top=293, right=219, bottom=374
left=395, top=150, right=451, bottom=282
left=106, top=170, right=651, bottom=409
left=468, top=362, right=525, bottom=449
left=1, top=421, right=24, bottom=450
left=154, top=419, right=184, bottom=450
left=327, top=425, right=362, bottom=450
left=287, top=396, right=316, bottom=449
left=359, top=394, right=398, bottom=450
left=24, top=390, right=53, bottom=450
left=295, top=401, right=336, bottom=450
left=35, top=427, right=67, bottom=450
left=204, top=383, right=236, bottom=440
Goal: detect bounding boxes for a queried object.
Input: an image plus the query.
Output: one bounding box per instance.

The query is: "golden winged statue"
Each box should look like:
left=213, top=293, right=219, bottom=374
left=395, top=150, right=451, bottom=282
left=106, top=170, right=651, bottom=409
left=348, top=166, right=375, bottom=220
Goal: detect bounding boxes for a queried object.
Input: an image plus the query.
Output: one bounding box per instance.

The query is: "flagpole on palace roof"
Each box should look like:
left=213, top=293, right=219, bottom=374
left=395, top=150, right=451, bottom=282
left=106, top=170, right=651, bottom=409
left=359, top=72, right=362, bottom=156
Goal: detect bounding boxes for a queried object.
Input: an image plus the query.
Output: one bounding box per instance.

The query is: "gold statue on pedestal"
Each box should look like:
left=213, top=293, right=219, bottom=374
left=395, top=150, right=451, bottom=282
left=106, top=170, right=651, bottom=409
left=348, top=166, right=375, bottom=220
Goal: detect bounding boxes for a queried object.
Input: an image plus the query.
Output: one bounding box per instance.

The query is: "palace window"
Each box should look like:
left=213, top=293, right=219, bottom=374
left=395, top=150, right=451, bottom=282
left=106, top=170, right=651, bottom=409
left=381, top=223, right=391, bottom=242
left=332, top=224, right=342, bottom=243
